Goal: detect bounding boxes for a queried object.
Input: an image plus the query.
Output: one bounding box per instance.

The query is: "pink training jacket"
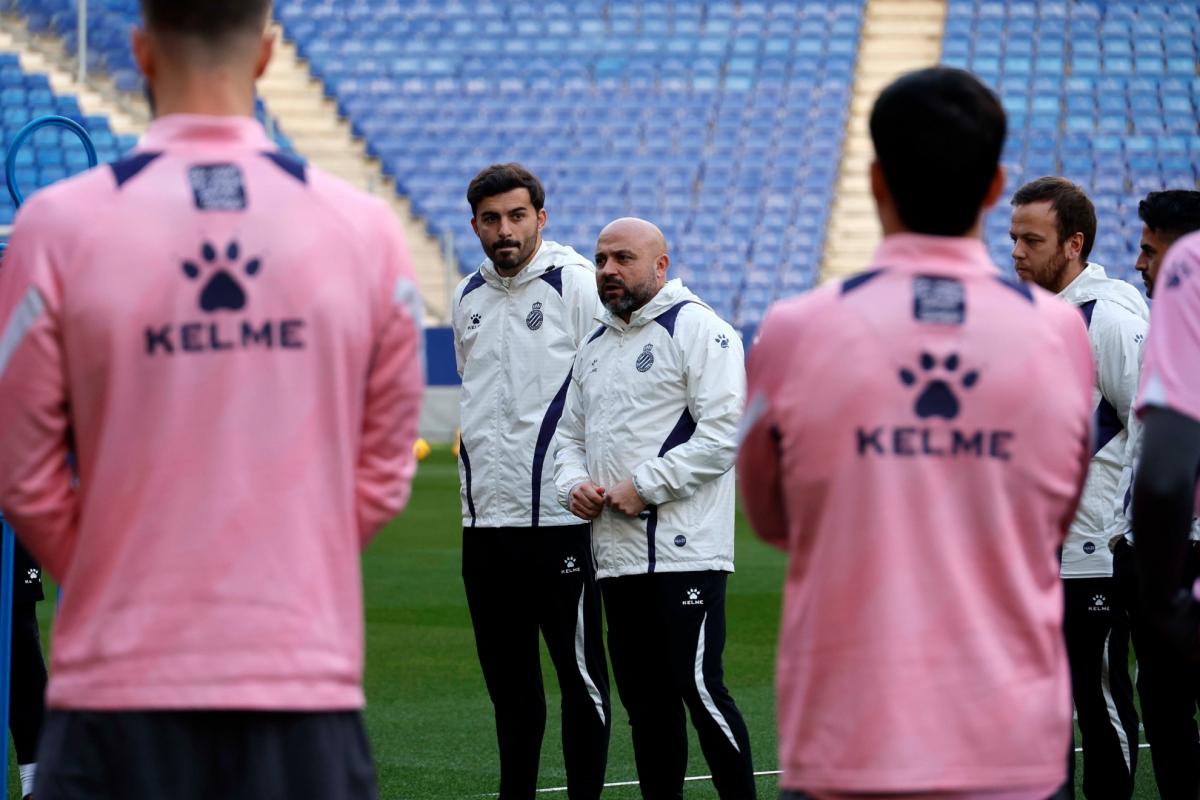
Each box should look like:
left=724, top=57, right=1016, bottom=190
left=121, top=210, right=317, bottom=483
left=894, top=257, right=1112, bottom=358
left=1137, top=231, right=1200, bottom=606
left=0, top=115, right=424, bottom=711
left=739, top=234, right=1094, bottom=797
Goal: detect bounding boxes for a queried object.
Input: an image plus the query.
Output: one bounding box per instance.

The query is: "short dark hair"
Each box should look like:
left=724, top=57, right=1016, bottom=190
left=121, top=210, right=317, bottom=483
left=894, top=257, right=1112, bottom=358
left=467, top=163, right=545, bottom=216
left=1138, top=190, right=1200, bottom=244
left=139, top=0, right=271, bottom=39
left=870, top=67, right=1006, bottom=236
left=1011, top=176, right=1098, bottom=262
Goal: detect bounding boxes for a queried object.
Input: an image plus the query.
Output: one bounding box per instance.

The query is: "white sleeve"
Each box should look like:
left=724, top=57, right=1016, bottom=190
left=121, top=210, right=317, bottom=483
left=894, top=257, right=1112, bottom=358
left=1096, top=306, right=1149, bottom=428
left=553, top=365, right=591, bottom=510
left=566, top=264, right=602, bottom=347
left=451, top=284, right=466, bottom=378
left=632, top=314, right=746, bottom=505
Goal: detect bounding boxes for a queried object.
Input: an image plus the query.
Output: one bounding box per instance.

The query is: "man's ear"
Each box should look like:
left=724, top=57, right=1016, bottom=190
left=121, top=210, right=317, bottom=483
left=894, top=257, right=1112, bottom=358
left=254, top=31, right=275, bottom=80
left=1065, top=231, right=1085, bottom=262
left=132, top=27, right=155, bottom=82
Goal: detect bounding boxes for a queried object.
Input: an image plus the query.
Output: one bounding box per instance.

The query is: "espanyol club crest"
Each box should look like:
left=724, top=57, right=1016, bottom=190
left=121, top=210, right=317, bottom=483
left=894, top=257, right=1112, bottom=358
left=636, top=344, right=655, bottom=373
left=526, top=302, right=544, bottom=331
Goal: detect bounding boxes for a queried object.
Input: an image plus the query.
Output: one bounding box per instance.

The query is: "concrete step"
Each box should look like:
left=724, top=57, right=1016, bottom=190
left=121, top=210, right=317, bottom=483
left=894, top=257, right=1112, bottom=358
left=820, top=0, right=948, bottom=282
left=258, top=28, right=454, bottom=323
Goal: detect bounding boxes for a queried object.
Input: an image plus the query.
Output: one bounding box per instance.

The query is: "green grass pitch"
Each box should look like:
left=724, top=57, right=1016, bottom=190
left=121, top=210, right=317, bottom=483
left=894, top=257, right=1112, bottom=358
left=7, top=447, right=1174, bottom=798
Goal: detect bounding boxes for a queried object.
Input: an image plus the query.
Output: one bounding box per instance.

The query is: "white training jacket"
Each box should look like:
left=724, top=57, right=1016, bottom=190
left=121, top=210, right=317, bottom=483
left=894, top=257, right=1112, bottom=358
left=1057, top=262, right=1150, bottom=577
left=553, top=280, right=745, bottom=579
left=453, top=240, right=601, bottom=529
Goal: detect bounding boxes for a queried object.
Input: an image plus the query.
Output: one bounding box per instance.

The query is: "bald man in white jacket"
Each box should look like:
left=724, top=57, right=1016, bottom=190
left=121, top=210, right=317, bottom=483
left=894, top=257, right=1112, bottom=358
left=555, top=218, right=756, bottom=800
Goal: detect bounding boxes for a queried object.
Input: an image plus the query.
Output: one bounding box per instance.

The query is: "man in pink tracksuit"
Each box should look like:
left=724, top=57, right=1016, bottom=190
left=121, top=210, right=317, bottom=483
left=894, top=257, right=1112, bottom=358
left=739, top=68, right=1095, bottom=799
left=1132, top=230, right=1200, bottom=671
left=0, top=1, right=423, bottom=797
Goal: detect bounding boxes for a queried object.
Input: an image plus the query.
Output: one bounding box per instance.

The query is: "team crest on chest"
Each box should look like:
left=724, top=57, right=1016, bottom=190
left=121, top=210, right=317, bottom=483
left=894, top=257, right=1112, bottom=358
left=636, top=343, right=655, bottom=373
left=526, top=302, right=544, bottom=331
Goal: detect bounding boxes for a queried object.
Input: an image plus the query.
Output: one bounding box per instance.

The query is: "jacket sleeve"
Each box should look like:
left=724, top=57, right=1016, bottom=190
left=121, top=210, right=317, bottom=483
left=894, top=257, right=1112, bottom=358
left=451, top=281, right=466, bottom=378
left=0, top=197, right=78, bottom=579
left=1096, top=304, right=1149, bottom=430
left=1113, top=323, right=1149, bottom=535
left=736, top=308, right=790, bottom=549
left=355, top=208, right=425, bottom=547
left=566, top=264, right=602, bottom=348
left=631, top=311, right=745, bottom=505
left=1061, top=304, right=1101, bottom=540
left=553, top=364, right=591, bottom=512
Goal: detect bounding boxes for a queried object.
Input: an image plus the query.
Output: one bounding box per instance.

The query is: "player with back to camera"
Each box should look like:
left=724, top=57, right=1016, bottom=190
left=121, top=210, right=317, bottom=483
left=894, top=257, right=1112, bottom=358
left=1009, top=176, right=1145, bottom=800
left=0, top=1, right=425, bottom=797
left=1118, top=190, right=1200, bottom=800
left=740, top=67, right=1095, bottom=800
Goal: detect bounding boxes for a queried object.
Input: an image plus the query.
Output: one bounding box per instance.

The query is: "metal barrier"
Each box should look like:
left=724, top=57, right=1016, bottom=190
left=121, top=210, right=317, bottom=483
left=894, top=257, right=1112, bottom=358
left=0, top=113, right=98, bottom=789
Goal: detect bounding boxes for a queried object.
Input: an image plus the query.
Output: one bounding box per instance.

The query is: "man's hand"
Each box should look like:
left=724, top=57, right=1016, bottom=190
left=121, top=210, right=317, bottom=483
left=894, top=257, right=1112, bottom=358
left=606, top=479, right=647, bottom=517
left=569, top=482, right=606, bottom=520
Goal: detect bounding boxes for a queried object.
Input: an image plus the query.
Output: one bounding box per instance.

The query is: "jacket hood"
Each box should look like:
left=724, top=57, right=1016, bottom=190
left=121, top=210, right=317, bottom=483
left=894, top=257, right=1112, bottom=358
left=598, top=279, right=708, bottom=330
left=478, top=240, right=591, bottom=287
left=1059, top=262, right=1149, bottom=321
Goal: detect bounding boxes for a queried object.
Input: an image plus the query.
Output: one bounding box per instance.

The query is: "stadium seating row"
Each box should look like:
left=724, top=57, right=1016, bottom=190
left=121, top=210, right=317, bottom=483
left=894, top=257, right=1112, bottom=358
left=944, top=0, right=1199, bottom=283
left=270, top=0, right=865, bottom=327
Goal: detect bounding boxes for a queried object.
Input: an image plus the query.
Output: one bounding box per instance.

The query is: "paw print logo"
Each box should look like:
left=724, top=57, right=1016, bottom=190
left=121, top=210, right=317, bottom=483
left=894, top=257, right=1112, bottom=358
left=899, top=352, right=979, bottom=420
left=1092, top=594, right=1107, bottom=607
left=182, top=241, right=261, bottom=313
left=469, top=313, right=483, bottom=330
left=715, top=334, right=730, bottom=349
left=564, top=556, right=576, bottom=570
left=25, top=568, right=37, bottom=581
left=1134, top=333, right=1145, bottom=345
left=686, top=588, right=701, bottom=601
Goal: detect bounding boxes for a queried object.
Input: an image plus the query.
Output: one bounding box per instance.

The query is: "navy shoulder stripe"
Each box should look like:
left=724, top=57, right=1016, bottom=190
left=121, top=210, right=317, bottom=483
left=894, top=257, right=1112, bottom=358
left=653, top=300, right=696, bottom=337
left=995, top=275, right=1035, bottom=304
left=459, top=272, right=486, bottom=304
left=587, top=325, right=606, bottom=343
left=539, top=267, right=564, bottom=297
left=261, top=151, right=307, bottom=184
left=111, top=152, right=162, bottom=189
left=841, top=269, right=883, bottom=295
left=1079, top=299, right=1097, bottom=329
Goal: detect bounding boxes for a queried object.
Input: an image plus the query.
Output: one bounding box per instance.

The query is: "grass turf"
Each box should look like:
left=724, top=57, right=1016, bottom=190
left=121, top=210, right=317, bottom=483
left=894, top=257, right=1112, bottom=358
left=5, top=447, right=1185, bottom=798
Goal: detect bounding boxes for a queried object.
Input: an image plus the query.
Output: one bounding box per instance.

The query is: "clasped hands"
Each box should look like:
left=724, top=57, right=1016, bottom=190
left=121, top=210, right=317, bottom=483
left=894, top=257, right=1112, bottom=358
left=569, top=478, right=646, bottom=520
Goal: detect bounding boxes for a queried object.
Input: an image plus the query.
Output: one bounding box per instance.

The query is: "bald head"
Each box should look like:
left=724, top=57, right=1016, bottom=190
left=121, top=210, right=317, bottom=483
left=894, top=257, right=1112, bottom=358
left=595, top=217, right=670, bottom=322
left=598, top=217, right=668, bottom=256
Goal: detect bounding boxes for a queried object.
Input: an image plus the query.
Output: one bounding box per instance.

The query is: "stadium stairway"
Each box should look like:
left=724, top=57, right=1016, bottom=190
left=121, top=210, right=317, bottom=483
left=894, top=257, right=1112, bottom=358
left=258, top=28, right=454, bottom=324
left=0, top=12, right=142, bottom=136
left=822, top=0, right=948, bottom=281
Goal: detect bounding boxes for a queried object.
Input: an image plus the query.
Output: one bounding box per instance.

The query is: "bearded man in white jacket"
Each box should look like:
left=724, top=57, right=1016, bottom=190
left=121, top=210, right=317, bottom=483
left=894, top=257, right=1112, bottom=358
left=1010, top=177, right=1147, bottom=800
left=554, top=218, right=756, bottom=800
left=454, top=164, right=610, bottom=800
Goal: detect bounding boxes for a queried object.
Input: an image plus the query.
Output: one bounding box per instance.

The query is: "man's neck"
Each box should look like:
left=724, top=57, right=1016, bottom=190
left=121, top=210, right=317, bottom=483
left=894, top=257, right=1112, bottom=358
left=1054, top=261, right=1087, bottom=294
left=151, top=74, right=257, bottom=119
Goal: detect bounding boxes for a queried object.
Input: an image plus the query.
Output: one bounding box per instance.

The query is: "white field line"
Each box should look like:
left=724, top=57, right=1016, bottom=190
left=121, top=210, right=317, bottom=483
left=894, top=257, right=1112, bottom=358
left=508, top=745, right=1154, bottom=796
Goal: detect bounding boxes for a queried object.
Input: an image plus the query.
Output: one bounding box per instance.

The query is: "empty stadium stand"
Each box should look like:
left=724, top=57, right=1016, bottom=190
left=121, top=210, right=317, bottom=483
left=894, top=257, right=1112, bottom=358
left=273, top=0, right=866, bottom=328
left=941, top=0, right=1200, bottom=284
left=8, top=0, right=296, bottom=151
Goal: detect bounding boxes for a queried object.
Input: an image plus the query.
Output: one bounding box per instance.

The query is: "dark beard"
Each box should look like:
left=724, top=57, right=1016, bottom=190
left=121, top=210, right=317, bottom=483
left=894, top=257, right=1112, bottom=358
left=601, top=278, right=657, bottom=317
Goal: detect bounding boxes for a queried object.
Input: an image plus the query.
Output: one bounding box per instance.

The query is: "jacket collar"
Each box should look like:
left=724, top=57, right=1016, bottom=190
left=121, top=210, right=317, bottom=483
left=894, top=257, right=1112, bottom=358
left=139, top=114, right=276, bottom=151
left=478, top=240, right=576, bottom=289
left=868, top=233, right=999, bottom=276
left=597, top=279, right=703, bottom=330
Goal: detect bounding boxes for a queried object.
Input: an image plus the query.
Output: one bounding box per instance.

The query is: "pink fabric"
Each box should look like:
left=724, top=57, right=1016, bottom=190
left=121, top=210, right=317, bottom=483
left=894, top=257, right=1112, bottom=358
left=740, top=234, right=1093, bottom=795
left=1138, top=231, right=1200, bottom=425
left=0, top=115, right=423, bottom=710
